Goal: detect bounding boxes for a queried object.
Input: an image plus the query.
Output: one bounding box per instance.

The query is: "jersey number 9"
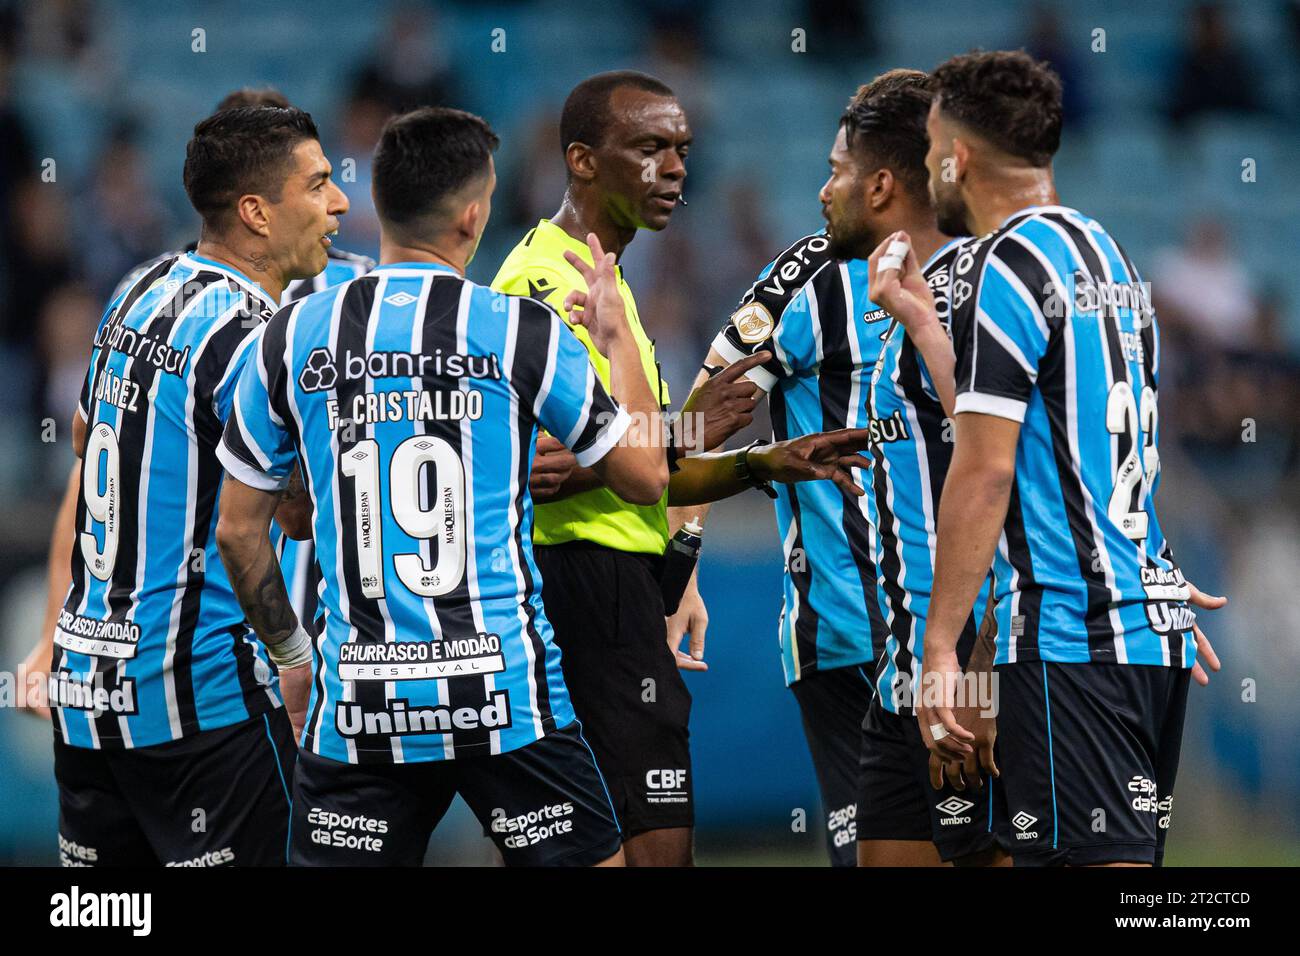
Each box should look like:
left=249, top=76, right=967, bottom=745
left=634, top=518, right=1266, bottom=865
left=80, top=422, right=121, bottom=581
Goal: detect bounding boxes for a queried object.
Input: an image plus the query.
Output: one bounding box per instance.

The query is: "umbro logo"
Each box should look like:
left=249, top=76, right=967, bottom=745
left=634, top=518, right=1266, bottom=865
left=1012, top=811, right=1039, bottom=840
left=527, top=277, right=555, bottom=299
left=383, top=291, right=417, bottom=307
left=936, top=796, right=974, bottom=826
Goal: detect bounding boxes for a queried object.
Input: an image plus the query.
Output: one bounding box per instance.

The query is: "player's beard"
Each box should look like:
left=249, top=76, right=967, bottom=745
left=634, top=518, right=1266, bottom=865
left=825, top=212, right=874, bottom=261
left=933, top=186, right=971, bottom=239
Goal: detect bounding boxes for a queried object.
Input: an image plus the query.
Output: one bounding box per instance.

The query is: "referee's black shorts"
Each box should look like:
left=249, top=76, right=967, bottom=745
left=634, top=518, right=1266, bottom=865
left=534, top=541, right=694, bottom=837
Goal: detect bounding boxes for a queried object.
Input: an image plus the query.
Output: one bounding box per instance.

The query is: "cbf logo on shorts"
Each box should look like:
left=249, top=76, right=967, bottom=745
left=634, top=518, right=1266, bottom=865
left=645, top=768, right=689, bottom=804
left=491, top=802, right=575, bottom=849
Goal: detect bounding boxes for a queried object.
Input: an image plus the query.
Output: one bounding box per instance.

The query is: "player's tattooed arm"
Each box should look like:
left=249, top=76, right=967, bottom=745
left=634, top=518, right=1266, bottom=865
left=236, top=553, right=299, bottom=646
left=273, top=465, right=313, bottom=540
left=216, top=476, right=301, bottom=648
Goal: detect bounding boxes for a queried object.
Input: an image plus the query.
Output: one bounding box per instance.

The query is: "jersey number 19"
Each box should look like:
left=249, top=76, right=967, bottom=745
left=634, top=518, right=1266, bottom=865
left=340, top=436, right=467, bottom=598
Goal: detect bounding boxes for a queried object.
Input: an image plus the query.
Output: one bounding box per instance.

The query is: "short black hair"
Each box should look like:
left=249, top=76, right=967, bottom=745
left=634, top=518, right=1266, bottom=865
left=183, top=106, right=319, bottom=229
left=214, top=87, right=291, bottom=111
left=371, top=107, right=499, bottom=235
left=932, top=50, right=1062, bottom=167
left=559, top=70, right=675, bottom=156
left=840, top=69, right=934, bottom=203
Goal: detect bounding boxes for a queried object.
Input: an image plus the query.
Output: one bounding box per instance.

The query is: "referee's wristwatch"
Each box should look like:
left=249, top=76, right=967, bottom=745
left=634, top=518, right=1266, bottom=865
left=735, top=439, right=778, bottom=499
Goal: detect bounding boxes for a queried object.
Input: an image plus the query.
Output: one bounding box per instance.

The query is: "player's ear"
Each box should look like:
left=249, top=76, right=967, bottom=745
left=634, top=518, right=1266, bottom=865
left=458, top=198, right=483, bottom=242
left=565, top=141, right=596, bottom=183
left=866, top=167, right=893, bottom=212
left=236, top=194, right=272, bottom=237
left=951, top=138, right=971, bottom=183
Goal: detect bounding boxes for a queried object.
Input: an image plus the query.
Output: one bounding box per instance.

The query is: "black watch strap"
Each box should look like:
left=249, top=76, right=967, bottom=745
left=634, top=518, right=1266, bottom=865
left=736, top=439, right=778, bottom=499
left=667, top=442, right=682, bottom=474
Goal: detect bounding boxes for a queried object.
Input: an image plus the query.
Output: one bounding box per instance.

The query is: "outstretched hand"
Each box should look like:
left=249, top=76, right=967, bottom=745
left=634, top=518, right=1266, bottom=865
left=680, top=352, right=771, bottom=452
left=750, top=427, right=873, bottom=500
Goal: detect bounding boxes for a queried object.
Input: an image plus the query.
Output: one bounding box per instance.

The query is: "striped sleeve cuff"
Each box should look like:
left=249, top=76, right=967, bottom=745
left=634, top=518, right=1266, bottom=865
left=954, top=390, right=1028, bottom=423
left=217, top=434, right=288, bottom=492
left=572, top=405, right=631, bottom=468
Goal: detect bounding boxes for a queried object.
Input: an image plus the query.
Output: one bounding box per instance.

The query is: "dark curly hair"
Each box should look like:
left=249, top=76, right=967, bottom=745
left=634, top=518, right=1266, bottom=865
left=932, top=50, right=1062, bottom=167
left=840, top=68, right=934, bottom=203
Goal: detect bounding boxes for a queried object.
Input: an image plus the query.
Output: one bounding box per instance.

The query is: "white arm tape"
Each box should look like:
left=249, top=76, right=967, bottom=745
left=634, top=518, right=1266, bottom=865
left=267, top=624, right=313, bottom=669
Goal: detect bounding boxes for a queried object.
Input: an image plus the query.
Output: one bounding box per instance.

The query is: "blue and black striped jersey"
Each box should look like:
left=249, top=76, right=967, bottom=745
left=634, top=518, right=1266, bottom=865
left=283, top=246, right=376, bottom=302
left=276, top=246, right=375, bottom=629
left=949, top=205, right=1193, bottom=667
left=867, top=239, right=989, bottom=713
left=110, top=243, right=375, bottom=630
left=219, top=262, right=629, bottom=764
left=711, top=233, right=889, bottom=685
left=55, top=253, right=282, bottom=749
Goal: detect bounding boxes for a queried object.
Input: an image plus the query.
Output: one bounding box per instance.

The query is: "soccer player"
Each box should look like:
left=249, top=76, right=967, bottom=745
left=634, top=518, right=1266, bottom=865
left=832, top=71, right=1008, bottom=867
left=908, top=50, right=1223, bottom=866
left=21, top=88, right=373, bottom=719
left=686, top=72, right=934, bottom=865
left=490, top=71, right=759, bottom=866
left=215, top=107, right=868, bottom=866
left=50, top=105, right=349, bottom=866
left=100, top=87, right=375, bottom=634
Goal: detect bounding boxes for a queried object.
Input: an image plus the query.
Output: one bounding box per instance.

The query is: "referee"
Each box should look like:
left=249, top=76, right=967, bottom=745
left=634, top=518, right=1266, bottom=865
left=492, top=71, right=773, bottom=866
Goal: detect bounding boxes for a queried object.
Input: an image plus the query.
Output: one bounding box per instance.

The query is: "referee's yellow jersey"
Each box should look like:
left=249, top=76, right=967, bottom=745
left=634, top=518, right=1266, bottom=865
left=492, top=219, right=670, bottom=555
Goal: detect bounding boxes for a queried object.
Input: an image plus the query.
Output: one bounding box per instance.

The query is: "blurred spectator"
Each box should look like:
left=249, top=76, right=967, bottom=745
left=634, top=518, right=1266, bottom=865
left=498, top=107, right=566, bottom=233
left=1152, top=216, right=1255, bottom=348
left=8, top=178, right=74, bottom=348
left=1167, top=2, right=1261, bottom=125
left=19, top=0, right=117, bottom=91
left=326, top=90, right=391, bottom=258
left=77, top=122, right=170, bottom=300
left=1024, top=3, right=1089, bottom=126
left=0, top=45, right=37, bottom=348
left=803, top=0, right=877, bottom=63
left=644, top=14, right=716, bottom=130
left=351, top=4, right=460, bottom=113
left=1155, top=220, right=1300, bottom=498
left=37, top=281, right=99, bottom=422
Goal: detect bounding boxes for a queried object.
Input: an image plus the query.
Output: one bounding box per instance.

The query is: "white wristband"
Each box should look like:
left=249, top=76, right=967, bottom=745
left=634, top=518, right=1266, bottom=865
left=267, top=624, right=313, bottom=670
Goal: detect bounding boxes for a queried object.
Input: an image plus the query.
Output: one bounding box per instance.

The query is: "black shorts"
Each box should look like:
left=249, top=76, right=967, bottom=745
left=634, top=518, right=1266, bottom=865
left=789, top=663, right=875, bottom=866
left=289, top=721, right=621, bottom=866
left=534, top=542, right=693, bottom=837
left=857, top=695, right=1007, bottom=861
left=54, top=709, right=296, bottom=867
left=996, top=661, right=1191, bottom=866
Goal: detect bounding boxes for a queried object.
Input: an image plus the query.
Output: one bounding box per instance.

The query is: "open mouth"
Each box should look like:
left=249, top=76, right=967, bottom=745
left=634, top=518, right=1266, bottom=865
left=320, top=230, right=337, bottom=248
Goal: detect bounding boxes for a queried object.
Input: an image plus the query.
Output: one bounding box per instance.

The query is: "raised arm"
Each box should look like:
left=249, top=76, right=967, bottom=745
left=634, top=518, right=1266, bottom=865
left=867, top=231, right=956, bottom=417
